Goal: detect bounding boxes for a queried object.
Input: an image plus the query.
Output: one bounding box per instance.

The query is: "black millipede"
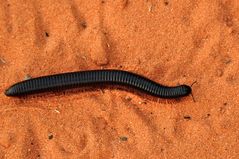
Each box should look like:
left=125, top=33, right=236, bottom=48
left=4, top=69, right=192, bottom=98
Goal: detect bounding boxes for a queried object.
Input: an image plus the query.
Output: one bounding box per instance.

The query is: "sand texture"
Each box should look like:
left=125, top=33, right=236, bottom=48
left=1, top=0, right=239, bottom=158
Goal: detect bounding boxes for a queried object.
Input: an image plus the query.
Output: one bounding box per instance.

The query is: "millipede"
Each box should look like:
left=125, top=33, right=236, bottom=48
left=4, top=69, right=192, bottom=98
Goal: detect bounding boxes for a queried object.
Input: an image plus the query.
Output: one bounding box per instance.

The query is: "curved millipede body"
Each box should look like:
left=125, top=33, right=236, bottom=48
left=5, top=69, right=192, bottom=98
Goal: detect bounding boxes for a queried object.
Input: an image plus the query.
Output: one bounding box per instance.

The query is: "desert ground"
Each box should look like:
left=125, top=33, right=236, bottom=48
left=0, top=0, right=239, bottom=158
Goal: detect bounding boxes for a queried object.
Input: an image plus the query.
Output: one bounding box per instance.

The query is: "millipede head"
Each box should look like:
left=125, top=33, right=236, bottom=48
left=181, top=85, right=192, bottom=96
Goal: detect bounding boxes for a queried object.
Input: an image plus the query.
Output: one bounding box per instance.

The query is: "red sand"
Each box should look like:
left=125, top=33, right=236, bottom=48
left=0, top=0, right=239, bottom=158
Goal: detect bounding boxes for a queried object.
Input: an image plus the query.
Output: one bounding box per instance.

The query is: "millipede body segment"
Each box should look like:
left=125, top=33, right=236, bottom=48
left=5, top=69, right=192, bottom=98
